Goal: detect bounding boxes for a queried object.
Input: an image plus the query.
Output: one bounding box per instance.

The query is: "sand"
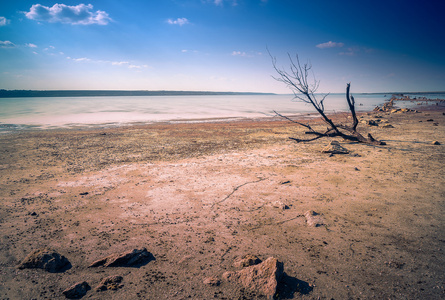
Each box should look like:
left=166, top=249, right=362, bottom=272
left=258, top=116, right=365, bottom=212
left=0, top=108, right=444, bottom=299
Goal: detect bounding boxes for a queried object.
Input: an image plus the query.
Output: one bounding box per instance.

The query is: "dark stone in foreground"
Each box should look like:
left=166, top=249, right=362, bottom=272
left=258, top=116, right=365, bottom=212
left=89, top=248, right=154, bottom=268
left=62, top=281, right=91, bottom=299
left=17, top=248, right=71, bottom=273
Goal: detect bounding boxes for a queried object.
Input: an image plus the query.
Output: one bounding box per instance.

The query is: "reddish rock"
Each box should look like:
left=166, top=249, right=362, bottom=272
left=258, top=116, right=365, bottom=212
left=95, top=275, right=124, bottom=291
left=233, top=254, right=262, bottom=268
left=223, top=257, right=284, bottom=299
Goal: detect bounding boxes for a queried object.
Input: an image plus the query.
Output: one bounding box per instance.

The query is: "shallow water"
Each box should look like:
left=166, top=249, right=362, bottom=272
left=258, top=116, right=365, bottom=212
left=0, top=93, right=440, bottom=131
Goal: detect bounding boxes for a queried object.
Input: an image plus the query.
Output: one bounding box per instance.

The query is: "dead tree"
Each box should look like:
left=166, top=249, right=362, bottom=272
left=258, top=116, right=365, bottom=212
left=271, top=53, right=384, bottom=145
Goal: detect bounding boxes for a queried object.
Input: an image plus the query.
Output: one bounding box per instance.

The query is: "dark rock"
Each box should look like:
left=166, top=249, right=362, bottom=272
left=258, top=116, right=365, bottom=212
left=62, top=281, right=90, bottom=299
left=89, top=248, right=154, bottom=268
left=17, top=248, right=71, bottom=273
left=432, top=141, right=441, bottom=145
left=95, top=275, right=124, bottom=291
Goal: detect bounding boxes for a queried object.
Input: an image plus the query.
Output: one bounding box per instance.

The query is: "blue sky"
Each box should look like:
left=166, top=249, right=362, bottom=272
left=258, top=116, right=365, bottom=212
left=0, top=0, right=444, bottom=93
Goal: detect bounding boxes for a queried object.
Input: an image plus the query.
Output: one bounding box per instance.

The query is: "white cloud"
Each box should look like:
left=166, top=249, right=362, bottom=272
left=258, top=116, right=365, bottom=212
left=0, top=16, right=10, bottom=26
left=232, top=50, right=260, bottom=57
left=232, top=51, right=247, bottom=57
left=204, top=0, right=238, bottom=6
left=339, top=48, right=355, bottom=56
left=26, top=43, right=38, bottom=48
left=316, top=41, right=344, bottom=49
left=167, top=18, right=189, bottom=26
left=111, top=61, right=129, bottom=66
left=72, top=57, right=91, bottom=62
left=68, top=56, right=149, bottom=70
left=25, top=3, right=112, bottom=25
left=0, top=40, right=15, bottom=48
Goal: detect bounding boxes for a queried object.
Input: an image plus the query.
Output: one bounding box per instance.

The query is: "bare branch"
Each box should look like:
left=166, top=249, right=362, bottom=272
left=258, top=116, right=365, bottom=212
left=269, top=51, right=384, bottom=145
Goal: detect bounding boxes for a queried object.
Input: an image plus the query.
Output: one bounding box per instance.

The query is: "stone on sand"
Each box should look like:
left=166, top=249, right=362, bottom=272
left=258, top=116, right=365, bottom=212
left=62, top=281, right=90, bottom=299
left=203, top=276, right=220, bottom=286
left=223, top=257, right=284, bottom=299
left=322, top=141, right=349, bottom=154
left=304, top=210, right=325, bottom=227
left=233, top=254, right=262, bottom=268
left=95, top=275, right=124, bottom=291
left=17, top=248, right=70, bottom=273
left=89, top=248, right=154, bottom=268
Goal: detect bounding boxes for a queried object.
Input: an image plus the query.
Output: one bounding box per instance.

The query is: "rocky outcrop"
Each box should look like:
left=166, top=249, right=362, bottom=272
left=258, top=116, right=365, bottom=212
left=223, top=257, right=284, bottom=299
left=17, top=248, right=71, bottom=273
left=89, top=248, right=154, bottom=268
left=62, top=281, right=90, bottom=299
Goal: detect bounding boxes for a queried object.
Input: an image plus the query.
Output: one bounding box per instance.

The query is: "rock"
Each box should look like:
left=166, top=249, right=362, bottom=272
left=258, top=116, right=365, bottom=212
left=322, top=141, right=349, bottom=154
left=381, top=124, right=394, bottom=128
left=432, top=141, right=441, bottom=145
left=62, top=281, right=90, bottom=299
left=304, top=210, right=325, bottom=227
left=89, top=248, right=154, bottom=268
left=271, top=201, right=289, bottom=210
left=223, top=257, right=284, bottom=299
left=366, top=120, right=379, bottom=126
left=233, top=254, right=262, bottom=268
left=18, top=248, right=71, bottom=273
left=203, top=276, right=220, bottom=286
left=95, top=275, right=124, bottom=291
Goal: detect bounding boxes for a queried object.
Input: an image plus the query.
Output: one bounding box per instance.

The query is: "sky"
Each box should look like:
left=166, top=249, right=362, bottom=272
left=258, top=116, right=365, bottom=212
left=0, top=0, right=444, bottom=93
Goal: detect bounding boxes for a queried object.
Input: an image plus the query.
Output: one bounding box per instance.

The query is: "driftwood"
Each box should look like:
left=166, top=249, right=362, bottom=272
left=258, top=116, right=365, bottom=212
left=271, top=53, right=385, bottom=145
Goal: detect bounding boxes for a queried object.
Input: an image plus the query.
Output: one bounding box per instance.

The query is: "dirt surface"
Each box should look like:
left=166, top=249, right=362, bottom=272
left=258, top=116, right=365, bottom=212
left=0, top=109, right=444, bottom=299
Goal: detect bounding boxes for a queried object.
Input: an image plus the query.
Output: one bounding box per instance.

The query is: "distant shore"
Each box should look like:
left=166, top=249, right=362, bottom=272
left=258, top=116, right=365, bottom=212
left=0, top=90, right=275, bottom=98
left=1, top=89, right=445, bottom=98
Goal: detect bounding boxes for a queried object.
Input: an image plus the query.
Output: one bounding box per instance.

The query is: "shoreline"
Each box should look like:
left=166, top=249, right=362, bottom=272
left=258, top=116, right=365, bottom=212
left=0, top=107, right=444, bottom=299
left=1, top=100, right=444, bottom=134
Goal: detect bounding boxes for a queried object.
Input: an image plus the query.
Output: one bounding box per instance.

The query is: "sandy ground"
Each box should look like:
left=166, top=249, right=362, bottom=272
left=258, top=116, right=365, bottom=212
left=0, top=108, right=444, bottom=299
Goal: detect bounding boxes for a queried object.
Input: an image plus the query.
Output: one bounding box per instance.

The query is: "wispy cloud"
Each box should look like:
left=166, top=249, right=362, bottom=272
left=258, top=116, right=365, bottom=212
left=339, top=48, right=355, bottom=56
left=0, top=40, right=16, bottom=48
left=316, top=41, right=344, bottom=49
left=231, top=50, right=262, bottom=57
left=339, top=46, right=373, bottom=56
left=0, top=16, right=10, bottom=26
left=26, top=43, right=38, bottom=48
left=67, top=56, right=149, bottom=69
left=204, top=0, right=238, bottom=6
left=167, top=18, right=189, bottom=26
left=232, top=51, right=248, bottom=57
left=25, top=3, right=112, bottom=25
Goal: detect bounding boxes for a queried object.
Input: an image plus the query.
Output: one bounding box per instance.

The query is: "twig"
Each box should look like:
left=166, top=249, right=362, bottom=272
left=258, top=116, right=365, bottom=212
left=273, top=110, right=314, bottom=131
left=247, top=215, right=304, bottom=231
left=211, top=178, right=266, bottom=208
